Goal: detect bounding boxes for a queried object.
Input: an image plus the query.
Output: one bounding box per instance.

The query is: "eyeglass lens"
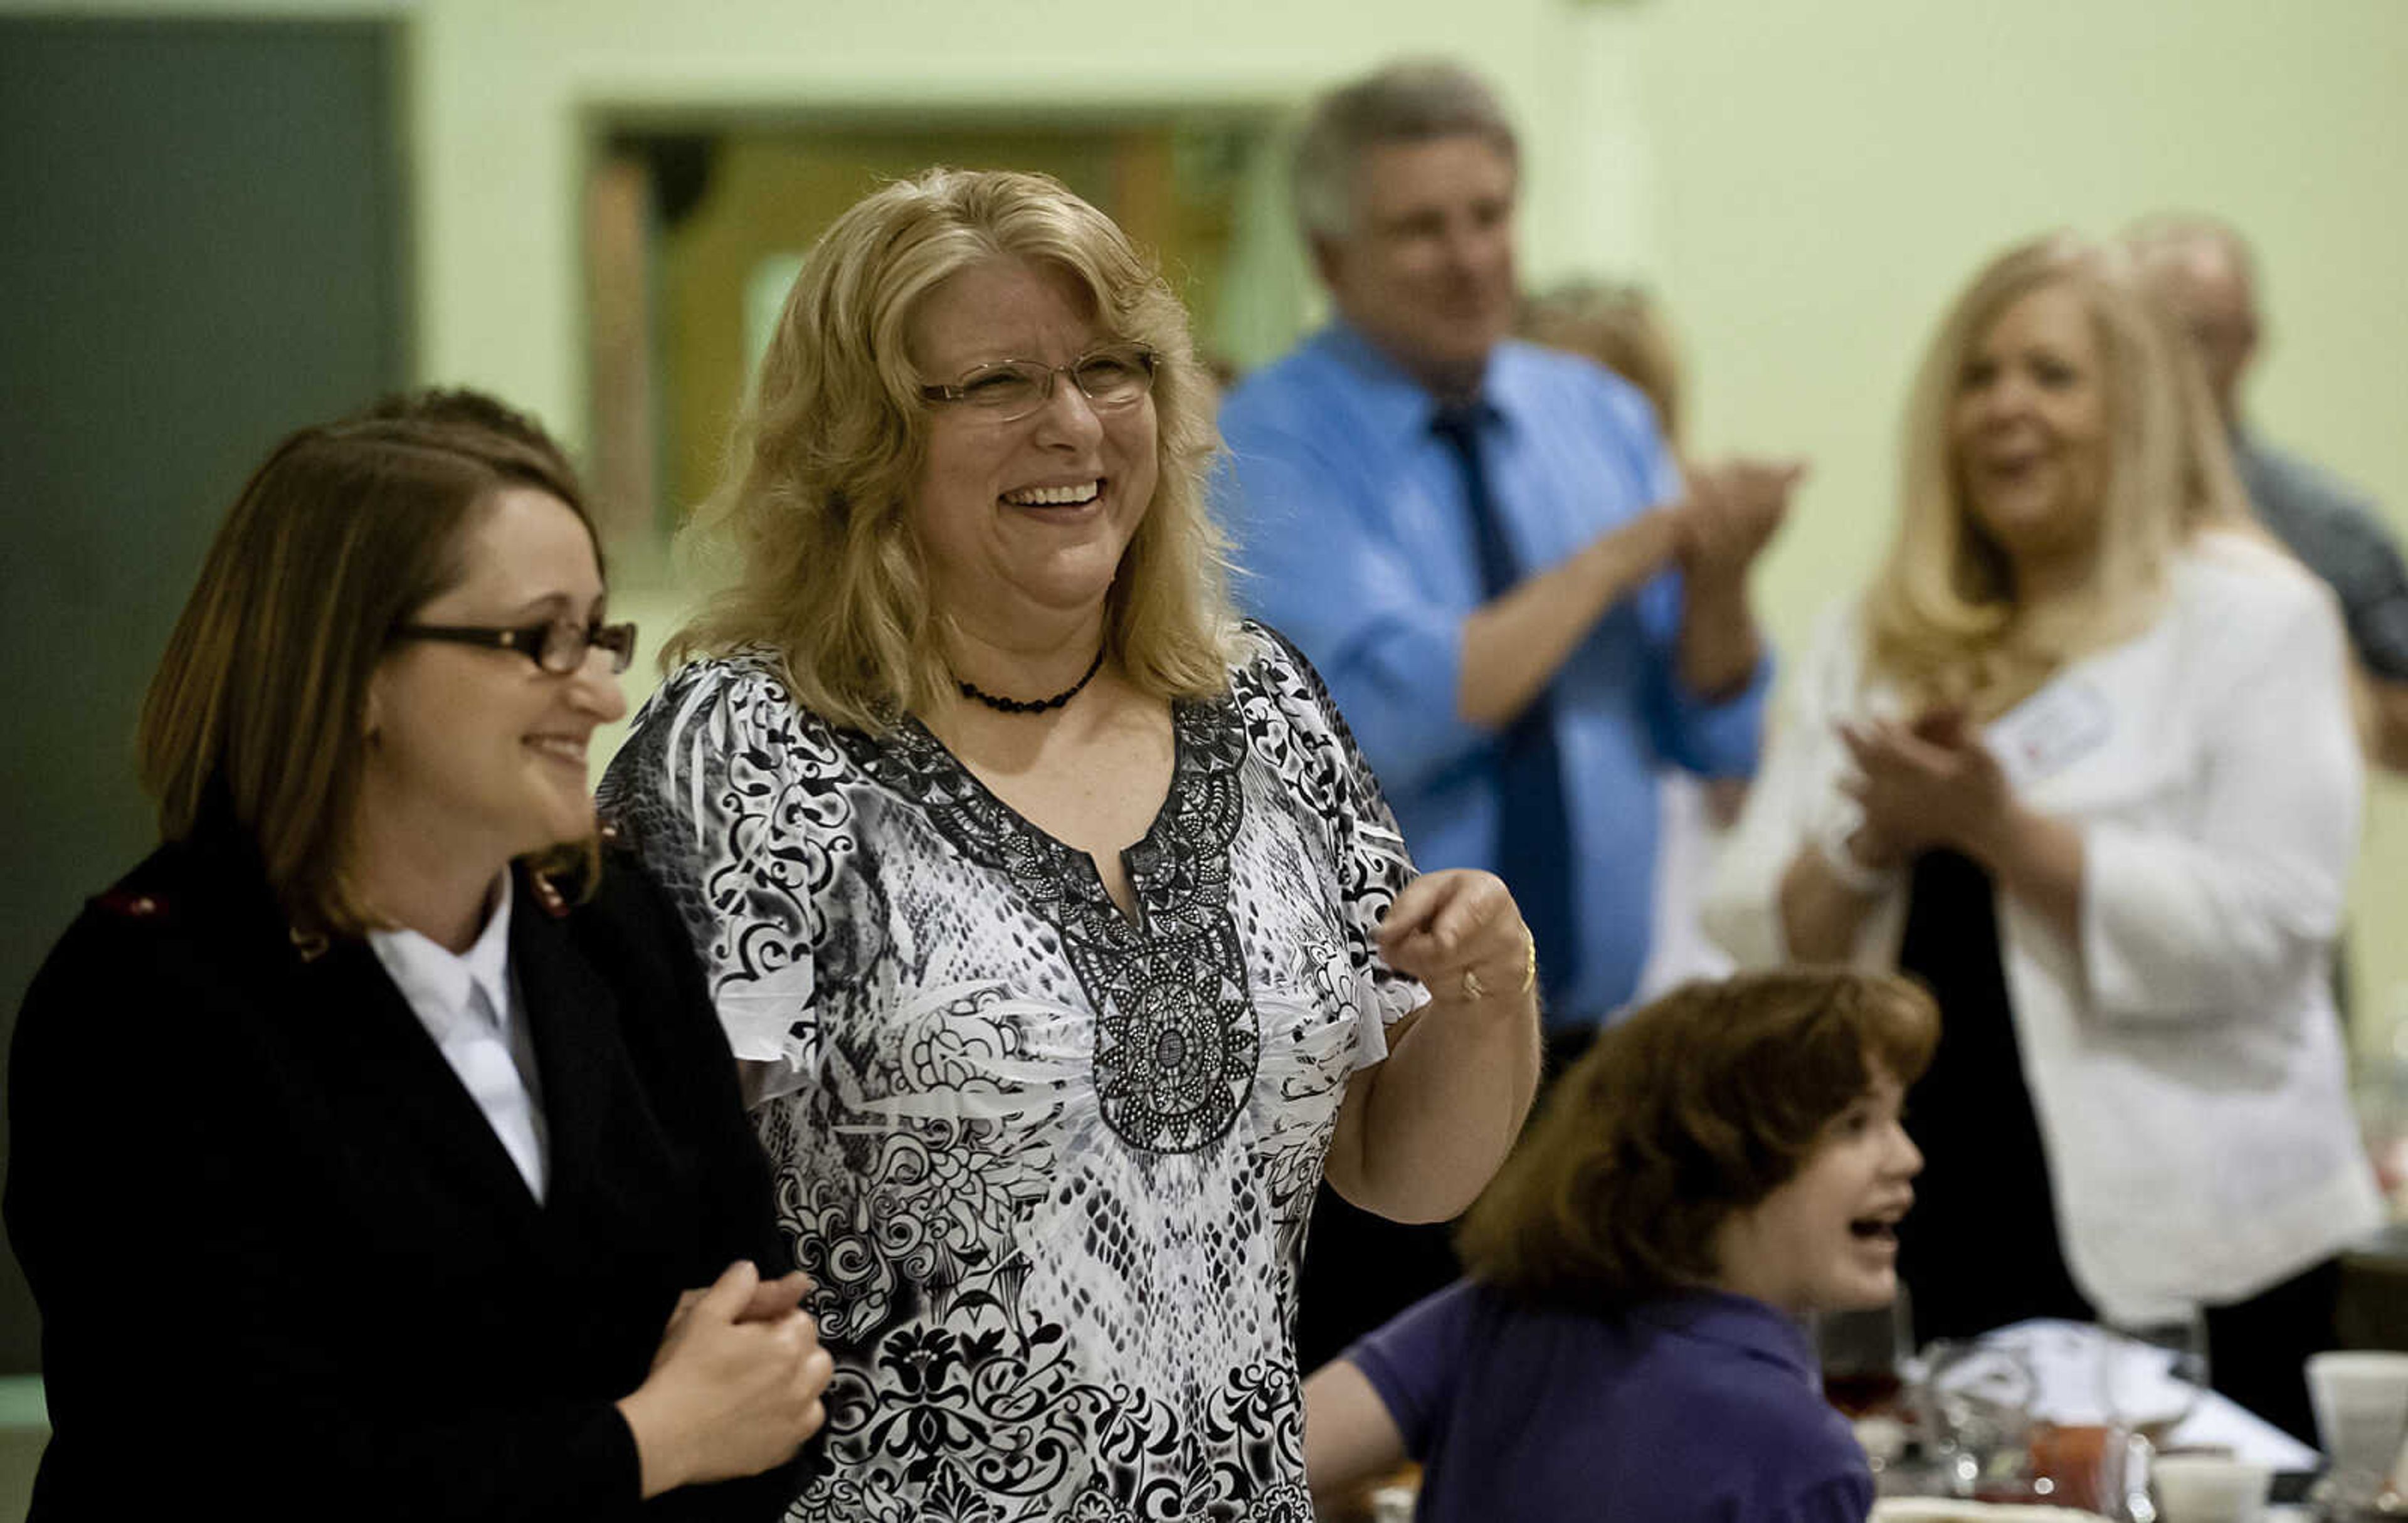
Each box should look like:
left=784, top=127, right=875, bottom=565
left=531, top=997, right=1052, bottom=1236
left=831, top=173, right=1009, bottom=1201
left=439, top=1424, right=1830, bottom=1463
left=537, top=620, right=636, bottom=675
left=961, top=347, right=1154, bottom=419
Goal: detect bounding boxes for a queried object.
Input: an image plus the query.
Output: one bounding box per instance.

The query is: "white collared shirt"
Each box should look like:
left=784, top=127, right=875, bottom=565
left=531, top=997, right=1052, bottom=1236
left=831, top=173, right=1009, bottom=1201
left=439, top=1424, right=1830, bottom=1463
left=368, top=874, right=549, bottom=1201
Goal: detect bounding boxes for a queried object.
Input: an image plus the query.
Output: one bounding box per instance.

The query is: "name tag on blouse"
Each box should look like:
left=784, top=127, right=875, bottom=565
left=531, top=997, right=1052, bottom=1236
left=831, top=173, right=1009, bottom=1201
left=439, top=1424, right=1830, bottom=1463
left=1989, top=679, right=2115, bottom=789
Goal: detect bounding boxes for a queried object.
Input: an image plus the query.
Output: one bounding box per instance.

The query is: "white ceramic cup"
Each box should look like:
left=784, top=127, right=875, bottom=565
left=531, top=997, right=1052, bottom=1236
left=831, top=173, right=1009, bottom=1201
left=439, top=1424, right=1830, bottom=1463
left=2306, top=1351, right=2408, bottom=1507
left=2150, top=1453, right=2272, bottom=1523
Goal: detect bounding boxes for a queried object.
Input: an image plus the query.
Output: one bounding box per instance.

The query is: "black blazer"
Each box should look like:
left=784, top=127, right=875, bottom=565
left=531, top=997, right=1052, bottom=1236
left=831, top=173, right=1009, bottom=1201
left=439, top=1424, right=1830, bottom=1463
left=6, top=828, right=796, bottom=1521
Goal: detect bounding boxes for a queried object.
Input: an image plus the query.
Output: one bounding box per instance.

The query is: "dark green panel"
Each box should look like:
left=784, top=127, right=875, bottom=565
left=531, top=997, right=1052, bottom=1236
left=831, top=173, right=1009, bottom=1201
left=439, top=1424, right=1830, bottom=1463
left=0, top=15, right=409, bottom=1376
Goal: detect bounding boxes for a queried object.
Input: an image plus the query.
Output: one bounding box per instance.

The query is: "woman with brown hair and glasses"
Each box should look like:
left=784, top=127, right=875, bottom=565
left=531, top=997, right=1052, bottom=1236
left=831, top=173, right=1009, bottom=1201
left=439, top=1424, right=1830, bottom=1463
left=6, top=393, right=831, bottom=1520
left=1302, top=969, right=1932, bottom=1523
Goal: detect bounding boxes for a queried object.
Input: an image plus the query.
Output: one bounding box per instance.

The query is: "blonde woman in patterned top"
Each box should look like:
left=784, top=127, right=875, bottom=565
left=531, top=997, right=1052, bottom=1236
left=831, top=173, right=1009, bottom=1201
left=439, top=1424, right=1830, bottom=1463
left=600, top=167, right=1541, bottom=1522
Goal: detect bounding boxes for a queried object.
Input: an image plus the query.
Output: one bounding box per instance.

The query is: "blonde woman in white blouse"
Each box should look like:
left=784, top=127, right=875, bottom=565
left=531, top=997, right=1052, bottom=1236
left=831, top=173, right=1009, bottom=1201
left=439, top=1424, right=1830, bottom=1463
left=1704, top=233, right=2378, bottom=1441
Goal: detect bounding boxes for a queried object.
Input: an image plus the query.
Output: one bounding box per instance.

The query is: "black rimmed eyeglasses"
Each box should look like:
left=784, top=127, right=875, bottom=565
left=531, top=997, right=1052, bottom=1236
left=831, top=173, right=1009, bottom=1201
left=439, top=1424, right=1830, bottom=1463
left=919, top=343, right=1158, bottom=423
left=389, top=617, right=638, bottom=675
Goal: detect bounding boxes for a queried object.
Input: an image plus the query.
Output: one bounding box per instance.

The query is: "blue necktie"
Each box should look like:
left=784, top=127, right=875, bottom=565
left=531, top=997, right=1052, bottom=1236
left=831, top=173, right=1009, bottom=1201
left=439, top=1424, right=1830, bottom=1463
left=1430, top=406, right=1580, bottom=1006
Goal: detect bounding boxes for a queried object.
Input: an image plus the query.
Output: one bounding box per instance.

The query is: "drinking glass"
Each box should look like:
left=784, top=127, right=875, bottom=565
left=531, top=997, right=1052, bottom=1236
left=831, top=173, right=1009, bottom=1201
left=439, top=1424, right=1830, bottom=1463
left=1918, top=1337, right=2041, bottom=1500
left=2306, top=1350, right=2408, bottom=1518
left=1816, top=1285, right=1913, bottom=1419
left=2101, top=1307, right=2212, bottom=1449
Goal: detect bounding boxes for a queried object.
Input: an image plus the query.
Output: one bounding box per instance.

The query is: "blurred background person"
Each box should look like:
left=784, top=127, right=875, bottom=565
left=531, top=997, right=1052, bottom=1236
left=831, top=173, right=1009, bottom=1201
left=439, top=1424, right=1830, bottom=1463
left=2128, top=214, right=2408, bottom=776
left=1302, top=968, right=1931, bottom=1523
left=1519, top=277, right=1687, bottom=446
left=1218, top=56, right=1799, bottom=1373
left=1704, top=235, right=2380, bottom=1441
left=1521, top=278, right=1743, bottom=1004
left=599, top=168, right=1539, bottom=1520
left=5, top=396, right=832, bottom=1520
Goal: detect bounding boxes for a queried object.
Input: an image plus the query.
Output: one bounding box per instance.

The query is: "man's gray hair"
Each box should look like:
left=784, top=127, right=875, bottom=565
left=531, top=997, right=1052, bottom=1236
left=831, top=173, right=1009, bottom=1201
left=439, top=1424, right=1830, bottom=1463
left=2124, top=211, right=2258, bottom=285
left=1292, top=58, right=1519, bottom=242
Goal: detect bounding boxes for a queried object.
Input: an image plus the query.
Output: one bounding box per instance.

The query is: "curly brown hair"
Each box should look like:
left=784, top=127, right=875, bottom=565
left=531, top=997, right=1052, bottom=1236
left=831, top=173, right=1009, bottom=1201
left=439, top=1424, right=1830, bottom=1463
left=1457, top=969, right=1937, bottom=1309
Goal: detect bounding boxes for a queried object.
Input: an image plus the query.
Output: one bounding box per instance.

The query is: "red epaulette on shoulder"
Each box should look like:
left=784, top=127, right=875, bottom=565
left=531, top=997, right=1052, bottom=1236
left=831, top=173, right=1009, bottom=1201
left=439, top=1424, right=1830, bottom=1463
left=91, top=888, right=169, bottom=922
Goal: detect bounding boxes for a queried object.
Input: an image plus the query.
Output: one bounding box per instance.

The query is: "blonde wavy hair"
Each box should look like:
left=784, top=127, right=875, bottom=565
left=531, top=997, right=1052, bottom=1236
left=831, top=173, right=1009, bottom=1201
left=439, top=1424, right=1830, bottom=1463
left=668, top=167, right=1237, bottom=730
left=1863, top=233, right=2250, bottom=716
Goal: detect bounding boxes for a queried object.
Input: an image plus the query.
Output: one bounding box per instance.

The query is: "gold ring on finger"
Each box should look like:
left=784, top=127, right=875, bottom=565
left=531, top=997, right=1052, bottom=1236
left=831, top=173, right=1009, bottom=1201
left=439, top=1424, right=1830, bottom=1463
left=1518, top=932, right=1537, bottom=994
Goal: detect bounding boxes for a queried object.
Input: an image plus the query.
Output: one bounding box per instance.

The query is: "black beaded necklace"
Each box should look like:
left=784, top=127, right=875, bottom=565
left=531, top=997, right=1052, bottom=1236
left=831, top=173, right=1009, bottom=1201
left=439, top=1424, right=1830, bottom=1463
left=956, top=647, right=1105, bottom=715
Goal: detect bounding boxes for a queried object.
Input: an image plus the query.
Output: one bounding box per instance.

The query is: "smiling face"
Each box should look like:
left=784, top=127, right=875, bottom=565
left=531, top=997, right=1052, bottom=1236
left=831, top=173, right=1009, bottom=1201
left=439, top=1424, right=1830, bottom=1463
left=907, top=255, right=1159, bottom=643
left=1315, top=134, right=1519, bottom=395
left=1950, top=280, right=2113, bottom=582
left=1710, top=1070, right=1922, bottom=1317
left=359, top=485, right=626, bottom=876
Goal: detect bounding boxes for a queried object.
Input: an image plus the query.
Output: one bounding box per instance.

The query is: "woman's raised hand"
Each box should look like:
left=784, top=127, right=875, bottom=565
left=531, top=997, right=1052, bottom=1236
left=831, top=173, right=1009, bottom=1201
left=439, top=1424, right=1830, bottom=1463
left=618, top=1258, right=836, bottom=1498
left=1839, top=707, right=2013, bottom=863
left=1377, top=869, right=1538, bottom=1013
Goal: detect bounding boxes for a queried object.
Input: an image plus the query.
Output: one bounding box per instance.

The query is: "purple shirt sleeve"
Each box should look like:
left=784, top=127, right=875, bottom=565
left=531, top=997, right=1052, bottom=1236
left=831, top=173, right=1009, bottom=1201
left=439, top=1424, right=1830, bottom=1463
left=1342, top=1280, right=1482, bottom=1458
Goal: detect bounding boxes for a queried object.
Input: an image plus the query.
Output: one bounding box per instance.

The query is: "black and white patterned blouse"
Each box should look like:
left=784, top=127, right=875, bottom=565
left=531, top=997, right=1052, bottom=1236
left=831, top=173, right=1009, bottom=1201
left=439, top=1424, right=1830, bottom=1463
left=598, top=623, right=1424, bottom=1523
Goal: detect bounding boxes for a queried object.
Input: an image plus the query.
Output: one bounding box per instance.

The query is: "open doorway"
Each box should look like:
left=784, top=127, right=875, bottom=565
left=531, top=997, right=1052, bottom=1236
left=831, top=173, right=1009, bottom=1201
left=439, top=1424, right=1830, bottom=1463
left=581, top=111, right=1304, bottom=580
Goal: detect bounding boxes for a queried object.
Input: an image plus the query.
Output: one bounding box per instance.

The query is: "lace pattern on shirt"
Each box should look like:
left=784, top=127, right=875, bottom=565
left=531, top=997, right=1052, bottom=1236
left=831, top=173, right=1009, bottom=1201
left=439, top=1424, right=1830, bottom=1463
left=599, top=626, right=1415, bottom=1523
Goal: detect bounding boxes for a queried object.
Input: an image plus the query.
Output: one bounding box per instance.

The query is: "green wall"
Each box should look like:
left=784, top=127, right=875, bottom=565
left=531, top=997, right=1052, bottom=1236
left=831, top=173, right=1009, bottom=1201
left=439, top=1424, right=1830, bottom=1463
left=403, top=0, right=2407, bottom=1043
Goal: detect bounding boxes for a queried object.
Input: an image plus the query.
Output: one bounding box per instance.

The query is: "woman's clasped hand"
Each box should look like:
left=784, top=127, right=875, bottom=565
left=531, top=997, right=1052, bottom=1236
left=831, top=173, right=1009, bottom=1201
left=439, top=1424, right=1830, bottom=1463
left=1835, top=709, right=2015, bottom=870
left=619, top=1262, right=835, bottom=1497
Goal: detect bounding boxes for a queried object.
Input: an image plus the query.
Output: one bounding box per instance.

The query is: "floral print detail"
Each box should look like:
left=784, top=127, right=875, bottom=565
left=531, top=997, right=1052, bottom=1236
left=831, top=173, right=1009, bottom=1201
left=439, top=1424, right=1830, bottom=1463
left=601, top=624, right=1421, bottom=1521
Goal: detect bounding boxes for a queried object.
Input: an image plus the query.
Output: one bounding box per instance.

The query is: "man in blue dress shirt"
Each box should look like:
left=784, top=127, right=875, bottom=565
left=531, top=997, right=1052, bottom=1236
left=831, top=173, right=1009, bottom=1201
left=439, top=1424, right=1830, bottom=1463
left=1221, top=59, right=1795, bottom=1044
left=1219, top=58, right=1800, bottom=1369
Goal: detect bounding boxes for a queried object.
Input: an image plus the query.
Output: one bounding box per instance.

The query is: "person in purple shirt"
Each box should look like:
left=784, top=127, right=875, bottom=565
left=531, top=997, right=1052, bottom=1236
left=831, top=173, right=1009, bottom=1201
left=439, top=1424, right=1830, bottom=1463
left=1302, top=969, right=1934, bottom=1522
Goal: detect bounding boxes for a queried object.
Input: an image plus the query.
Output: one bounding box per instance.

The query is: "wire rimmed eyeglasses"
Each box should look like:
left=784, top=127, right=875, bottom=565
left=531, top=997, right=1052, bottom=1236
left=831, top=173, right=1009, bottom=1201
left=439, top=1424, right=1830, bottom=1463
left=919, top=343, right=1158, bottom=423
left=389, top=617, right=638, bottom=675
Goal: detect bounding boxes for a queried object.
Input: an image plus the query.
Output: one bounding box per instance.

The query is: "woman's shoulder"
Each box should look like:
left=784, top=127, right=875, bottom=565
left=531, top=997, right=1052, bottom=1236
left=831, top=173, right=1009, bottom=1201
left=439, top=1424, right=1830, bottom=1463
left=2177, top=525, right=2326, bottom=596
left=1228, top=618, right=1346, bottom=731
left=1224, top=617, right=1391, bottom=786
left=16, top=838, right=280, bottom=1065
left=2169, top=529, right=2343, bottom=646
left=642, top=648, right=819, bottom=739
left=607, top=648, right=850, bottom=794
left=1229, top=616, right=1310, bottom=680
left=30, top=851, right=182, bottom=994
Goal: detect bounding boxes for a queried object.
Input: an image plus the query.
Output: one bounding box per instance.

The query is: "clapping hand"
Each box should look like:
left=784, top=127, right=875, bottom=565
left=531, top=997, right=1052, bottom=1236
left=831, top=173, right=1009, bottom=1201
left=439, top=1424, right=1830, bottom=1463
left=1377, top=869, right=1537, bottom=1013
left=1674, top=456, right=1807, bottom=586
left=1838, top=706, right=2012, bottom=867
